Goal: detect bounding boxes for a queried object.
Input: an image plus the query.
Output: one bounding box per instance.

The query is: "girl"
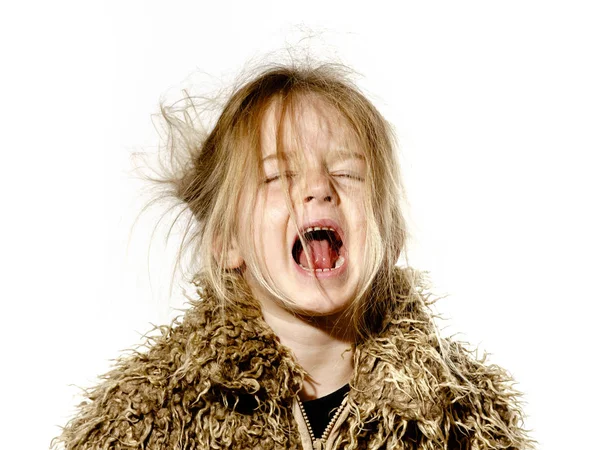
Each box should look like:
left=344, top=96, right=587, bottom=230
left=53, top=64, right=532, bottom=449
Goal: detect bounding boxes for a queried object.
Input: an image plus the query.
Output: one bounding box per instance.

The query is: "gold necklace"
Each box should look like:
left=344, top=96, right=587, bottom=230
left=296, top=394, right=348, bottom=450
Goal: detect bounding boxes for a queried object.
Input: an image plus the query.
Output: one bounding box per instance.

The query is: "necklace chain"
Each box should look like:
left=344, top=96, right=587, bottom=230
left=297, top=394, right=348, bottom=450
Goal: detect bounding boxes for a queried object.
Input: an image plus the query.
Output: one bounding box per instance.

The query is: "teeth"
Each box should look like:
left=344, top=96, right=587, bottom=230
left=298, top=256, right=345, bottom=272
left=303, top=226, right=335, bottom=234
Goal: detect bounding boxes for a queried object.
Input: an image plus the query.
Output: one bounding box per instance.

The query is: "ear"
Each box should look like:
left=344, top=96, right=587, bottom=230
left=213, top=234, right=244, bottom=269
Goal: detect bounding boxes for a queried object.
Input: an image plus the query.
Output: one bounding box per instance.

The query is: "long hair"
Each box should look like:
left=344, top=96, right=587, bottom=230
left=147, top=63, right=409, bottom=341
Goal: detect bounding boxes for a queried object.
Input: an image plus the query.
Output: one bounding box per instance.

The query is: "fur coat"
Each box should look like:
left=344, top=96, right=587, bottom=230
left=53, top=268, right=532, bottom=449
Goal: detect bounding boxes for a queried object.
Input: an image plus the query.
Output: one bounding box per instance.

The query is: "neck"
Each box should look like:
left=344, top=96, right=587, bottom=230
left=260, top=302, right=355, bottom=401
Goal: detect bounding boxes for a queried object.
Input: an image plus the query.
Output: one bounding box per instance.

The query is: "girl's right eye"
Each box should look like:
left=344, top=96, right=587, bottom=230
left=264, top=172, right=295, bottom=184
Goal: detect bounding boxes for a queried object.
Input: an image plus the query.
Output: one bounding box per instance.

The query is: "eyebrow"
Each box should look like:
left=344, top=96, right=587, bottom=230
left=328, top=150, right=366, bottom=164
left=261, top=153, right=289, bottom=163
left=261, top=151, right=365, bottom=163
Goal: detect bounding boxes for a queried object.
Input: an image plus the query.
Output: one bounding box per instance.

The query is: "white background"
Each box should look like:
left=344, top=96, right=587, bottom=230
left=2, top=1, right=599, bottom=448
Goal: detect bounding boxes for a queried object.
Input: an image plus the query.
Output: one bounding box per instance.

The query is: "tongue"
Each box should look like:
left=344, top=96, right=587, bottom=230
left=299, top=240, right=338, bottom=269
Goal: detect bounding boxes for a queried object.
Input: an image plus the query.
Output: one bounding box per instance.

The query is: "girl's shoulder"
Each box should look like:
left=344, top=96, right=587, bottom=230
left=52, top=310, right=206, bottom=449
left=351, top=266, right=533, bottom=448
left=52, top=293, right=304, bottom=449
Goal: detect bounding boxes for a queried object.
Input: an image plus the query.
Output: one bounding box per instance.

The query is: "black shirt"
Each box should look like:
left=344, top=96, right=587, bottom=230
left=300, top=383, right=350, bottom=439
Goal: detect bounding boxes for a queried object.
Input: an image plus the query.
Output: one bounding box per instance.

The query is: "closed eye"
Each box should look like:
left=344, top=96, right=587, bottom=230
left=264, top=171, right=296, bottom=184
left=331, top=172, right=364, bottom=182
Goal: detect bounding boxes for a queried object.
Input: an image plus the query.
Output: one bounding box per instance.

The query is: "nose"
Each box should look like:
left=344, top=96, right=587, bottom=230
left=302, top=169, right=336, bottom=204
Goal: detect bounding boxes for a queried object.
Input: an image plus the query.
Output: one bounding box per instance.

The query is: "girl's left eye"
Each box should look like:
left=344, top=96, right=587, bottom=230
left=332, top=172, right=364, bottom=181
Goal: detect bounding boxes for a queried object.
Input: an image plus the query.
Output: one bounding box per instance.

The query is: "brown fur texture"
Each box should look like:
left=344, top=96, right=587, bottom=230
left=52, top=268, right=532, bottom=449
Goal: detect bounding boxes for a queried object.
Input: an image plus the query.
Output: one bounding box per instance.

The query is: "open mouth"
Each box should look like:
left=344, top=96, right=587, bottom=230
left=292, top=226, right=345, bottom=272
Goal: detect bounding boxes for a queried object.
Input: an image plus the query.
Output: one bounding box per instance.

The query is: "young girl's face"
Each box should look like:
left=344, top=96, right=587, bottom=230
left=236, top=96, right=368, bottom=317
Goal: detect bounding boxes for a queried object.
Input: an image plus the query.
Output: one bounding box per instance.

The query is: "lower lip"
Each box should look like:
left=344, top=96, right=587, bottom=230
left=292, top=251, right=348, bottom=279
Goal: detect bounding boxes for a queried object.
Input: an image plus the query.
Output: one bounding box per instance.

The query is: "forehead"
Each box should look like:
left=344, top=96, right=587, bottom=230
left=259, top=95, right=360, bottom=160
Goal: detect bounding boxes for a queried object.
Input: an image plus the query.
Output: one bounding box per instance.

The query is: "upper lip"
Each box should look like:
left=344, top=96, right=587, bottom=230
left=290, top=218, right=346, bottom=254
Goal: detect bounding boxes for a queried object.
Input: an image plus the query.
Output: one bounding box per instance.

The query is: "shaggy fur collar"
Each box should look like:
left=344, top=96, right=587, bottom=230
left=54, top=268, right=532, bottom=449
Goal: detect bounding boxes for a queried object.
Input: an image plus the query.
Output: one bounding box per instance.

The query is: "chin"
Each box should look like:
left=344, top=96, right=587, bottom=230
left=290, top=292, right=354, bottom=318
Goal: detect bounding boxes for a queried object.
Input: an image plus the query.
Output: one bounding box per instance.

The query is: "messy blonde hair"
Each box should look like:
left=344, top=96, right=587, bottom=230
left=150, top=63, right=408, bottom=341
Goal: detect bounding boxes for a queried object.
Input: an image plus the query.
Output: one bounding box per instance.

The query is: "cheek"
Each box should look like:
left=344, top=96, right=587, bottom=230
left=251, top=196, right=289, bottom=247
left=354, top=215, right=368, bottom=247
left=257, top=189, right=290, bottom=222
left=348, top=198, right=369, bottom=245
